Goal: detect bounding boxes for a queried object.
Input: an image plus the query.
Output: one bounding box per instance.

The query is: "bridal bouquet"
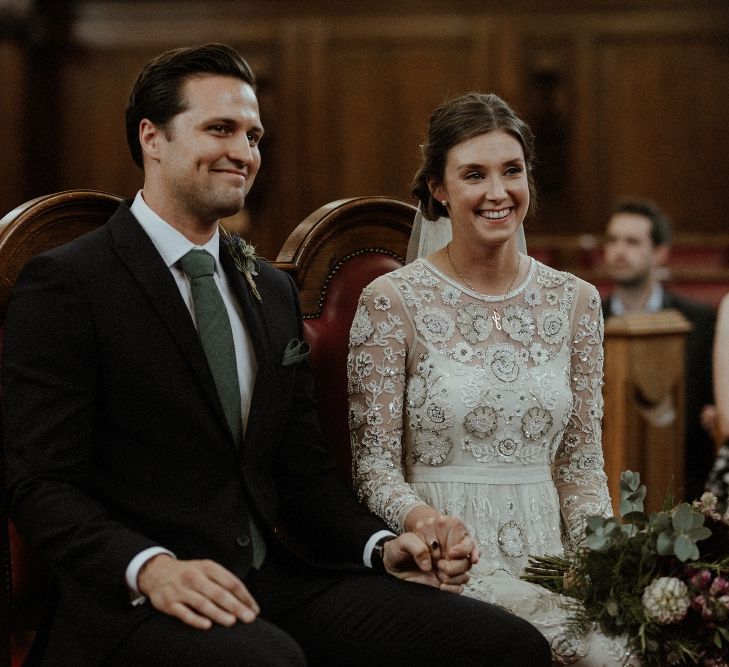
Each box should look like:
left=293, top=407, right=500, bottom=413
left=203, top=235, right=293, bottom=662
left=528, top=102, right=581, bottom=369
left=523, top=472, right=729, bottom=666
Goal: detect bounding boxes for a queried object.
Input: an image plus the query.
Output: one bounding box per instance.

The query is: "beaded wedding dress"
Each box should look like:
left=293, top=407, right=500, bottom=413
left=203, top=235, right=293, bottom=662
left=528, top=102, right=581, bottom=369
left=347, top=256, right=635, bottom=665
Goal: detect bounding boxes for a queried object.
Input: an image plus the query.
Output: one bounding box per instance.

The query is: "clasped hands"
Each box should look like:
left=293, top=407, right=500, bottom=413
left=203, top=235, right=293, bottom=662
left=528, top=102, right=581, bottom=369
left=386, top=512, right=479, bottom=593
left=137, top=513, right=477, bottom=630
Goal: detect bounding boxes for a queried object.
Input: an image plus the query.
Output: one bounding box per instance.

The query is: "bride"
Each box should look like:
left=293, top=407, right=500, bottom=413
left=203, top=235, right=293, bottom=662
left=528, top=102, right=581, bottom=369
left=347, top=92, right=635, bottom=665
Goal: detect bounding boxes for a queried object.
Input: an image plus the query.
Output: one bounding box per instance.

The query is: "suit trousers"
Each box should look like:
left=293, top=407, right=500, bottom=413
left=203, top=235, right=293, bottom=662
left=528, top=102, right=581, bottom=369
left=106, top=550, right=550, bottom=667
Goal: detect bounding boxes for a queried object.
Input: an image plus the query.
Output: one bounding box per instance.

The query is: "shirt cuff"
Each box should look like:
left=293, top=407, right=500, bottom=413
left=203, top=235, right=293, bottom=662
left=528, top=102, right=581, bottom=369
left=125, top=546, right=176, bottom=606
left=363, top=530, right=397, bottom=568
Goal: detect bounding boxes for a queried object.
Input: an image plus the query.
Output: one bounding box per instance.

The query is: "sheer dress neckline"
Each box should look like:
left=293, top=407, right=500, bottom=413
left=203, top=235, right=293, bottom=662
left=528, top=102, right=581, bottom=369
left=420, top=255, right=535, bottom=302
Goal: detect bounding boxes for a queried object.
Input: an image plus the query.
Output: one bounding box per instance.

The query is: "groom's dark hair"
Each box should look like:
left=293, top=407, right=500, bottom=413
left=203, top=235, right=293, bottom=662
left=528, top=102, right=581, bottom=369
left=125, top=43, right=256, bottom=169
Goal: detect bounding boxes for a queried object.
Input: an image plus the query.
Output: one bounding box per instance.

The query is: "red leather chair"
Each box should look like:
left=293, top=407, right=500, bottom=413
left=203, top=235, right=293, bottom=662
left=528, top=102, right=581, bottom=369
left=0, top=190, right=121, bottom=667
left=274, top=196, right=414, bottom=479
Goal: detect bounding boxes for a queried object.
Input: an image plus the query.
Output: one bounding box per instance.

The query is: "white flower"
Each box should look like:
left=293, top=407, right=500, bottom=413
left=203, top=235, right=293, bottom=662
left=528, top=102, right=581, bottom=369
left=353, top=352, right=374, bottom=379
left=502, top=304, right=533, bottom=344
left=537, top=309, right=569, bottom=344
left=642, top=577, right=691, bottom=624
left=464, top=405, right=499, bottom=438
left=529, top=342, right=550, bottom=364
left=350, top=304, right=375, bottom=345
left=524, top=287, right=542, bottom=306
left=522, top=406, right=553, bottom=440
left=440, top=285, right=461, bottom=306
left=486, top=343, right=524, bottom=383
left=421, top=289, right=435, bottom=303
left=414, top=307, right=455, bottom=343
left=452, top=341, right=474, bottom=363
left=420, top=397, right=455, bottom=432
left=373, top=294, right=391, bottom=311
left=406, top=375, right=428, bottom=408
left=456, top=303, right=493, bottom=343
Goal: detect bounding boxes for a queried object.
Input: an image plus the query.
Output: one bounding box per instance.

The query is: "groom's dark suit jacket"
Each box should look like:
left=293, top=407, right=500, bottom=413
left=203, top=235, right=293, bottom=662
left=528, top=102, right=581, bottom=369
left=602, top=290, right=716, bottom=500
left=2, top=203, right=387, bottom=664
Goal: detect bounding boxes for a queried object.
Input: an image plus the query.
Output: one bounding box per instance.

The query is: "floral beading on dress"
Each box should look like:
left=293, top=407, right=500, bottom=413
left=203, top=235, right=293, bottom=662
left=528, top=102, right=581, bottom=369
left=348, top=257, right=626, bottom=666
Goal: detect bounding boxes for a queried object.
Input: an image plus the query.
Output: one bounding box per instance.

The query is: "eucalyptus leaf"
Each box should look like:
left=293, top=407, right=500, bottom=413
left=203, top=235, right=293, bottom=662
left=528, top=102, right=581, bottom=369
left=687, top=526, right=712, bottom=541
left=585, top=533, right=609, bottom=551
left=674, top=534, right=699, bottom=562
left=622, top=511, right=649, bottom=526
left=586, top=515, right=607, bottom=531
left=649, top=512, right=671, bottom=531
left=620, top=470, right=641, bottom=492
left=656, top=531, right=674, bottom=555
left=622, top=524, right=638, bottom=538
left=672, top=503, right=701, bottom=531
left=627, top=488, right=647, bottom=504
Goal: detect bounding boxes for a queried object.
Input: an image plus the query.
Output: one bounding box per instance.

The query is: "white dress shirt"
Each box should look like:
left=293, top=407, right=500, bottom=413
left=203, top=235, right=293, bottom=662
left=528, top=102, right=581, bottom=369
left=609, top=283, right=664, bottom=316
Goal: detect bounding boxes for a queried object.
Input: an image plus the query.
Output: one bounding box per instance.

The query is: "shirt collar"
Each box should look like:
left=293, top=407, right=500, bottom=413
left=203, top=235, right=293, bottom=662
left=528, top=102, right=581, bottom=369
left=130, top=191, right=221, bottom=271
left=611, top=282, right=664, bottom=315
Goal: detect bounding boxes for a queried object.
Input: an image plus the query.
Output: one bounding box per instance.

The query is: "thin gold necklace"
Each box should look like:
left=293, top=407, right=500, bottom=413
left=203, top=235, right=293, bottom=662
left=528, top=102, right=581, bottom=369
left=445, top=241, right=521, bottom=331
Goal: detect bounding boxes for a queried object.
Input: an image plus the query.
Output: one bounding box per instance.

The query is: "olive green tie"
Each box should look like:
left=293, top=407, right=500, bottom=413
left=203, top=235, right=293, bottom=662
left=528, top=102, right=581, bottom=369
left=179, top=249, right=265, bottom=567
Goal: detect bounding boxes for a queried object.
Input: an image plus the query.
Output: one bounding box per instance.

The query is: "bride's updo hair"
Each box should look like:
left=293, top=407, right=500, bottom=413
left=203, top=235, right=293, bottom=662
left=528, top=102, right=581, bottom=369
left=412, top=92, right=537, bottom=222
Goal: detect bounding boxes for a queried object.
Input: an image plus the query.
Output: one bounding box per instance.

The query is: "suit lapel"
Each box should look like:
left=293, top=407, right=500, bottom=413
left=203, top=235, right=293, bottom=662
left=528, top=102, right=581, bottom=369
left=219, top=240, right=271, bottom=370
left=218, top=241, right=278, bottom=451
left=108, top=204, right=230, bottom=434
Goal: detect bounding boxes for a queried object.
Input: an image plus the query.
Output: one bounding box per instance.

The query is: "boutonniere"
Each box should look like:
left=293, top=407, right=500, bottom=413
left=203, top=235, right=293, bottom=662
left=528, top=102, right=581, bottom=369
left=220, top=226, right=263, bottom=303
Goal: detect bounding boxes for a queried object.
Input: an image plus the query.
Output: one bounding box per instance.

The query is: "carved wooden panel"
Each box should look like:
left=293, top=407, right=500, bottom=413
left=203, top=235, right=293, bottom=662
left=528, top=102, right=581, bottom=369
left=594, top=35, right=729, bottom=235
left=0, top=41, right=25, bottom=215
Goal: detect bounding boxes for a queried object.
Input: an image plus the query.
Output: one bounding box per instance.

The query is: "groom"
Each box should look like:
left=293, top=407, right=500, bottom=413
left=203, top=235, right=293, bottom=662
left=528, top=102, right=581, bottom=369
left=2, top=43, right=550, bottom=665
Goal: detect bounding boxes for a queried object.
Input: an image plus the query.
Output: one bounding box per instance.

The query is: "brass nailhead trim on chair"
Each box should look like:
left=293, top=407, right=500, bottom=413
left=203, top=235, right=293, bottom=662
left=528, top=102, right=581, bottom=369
left=303, top=248, right=404, bottom=320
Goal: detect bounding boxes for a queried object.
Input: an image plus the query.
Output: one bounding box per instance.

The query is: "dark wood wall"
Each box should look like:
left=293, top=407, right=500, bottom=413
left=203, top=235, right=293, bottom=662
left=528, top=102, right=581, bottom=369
left=1, top=0, right=728, bottom=259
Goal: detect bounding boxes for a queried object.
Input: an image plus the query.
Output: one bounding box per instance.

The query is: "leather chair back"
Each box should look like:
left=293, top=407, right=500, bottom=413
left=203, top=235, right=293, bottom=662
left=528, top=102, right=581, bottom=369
left=0, top=190, right=121, bottom=667
left=274, top=197, right=414, bottom=481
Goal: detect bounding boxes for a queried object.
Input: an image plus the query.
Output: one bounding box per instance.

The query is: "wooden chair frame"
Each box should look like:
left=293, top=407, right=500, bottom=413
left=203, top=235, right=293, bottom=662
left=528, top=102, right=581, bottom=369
left=0, top=190, right=121, bottom=667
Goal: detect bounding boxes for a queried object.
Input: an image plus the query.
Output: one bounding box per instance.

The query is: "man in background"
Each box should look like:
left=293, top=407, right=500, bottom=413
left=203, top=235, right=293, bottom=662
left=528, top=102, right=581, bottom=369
left=602, top=199, right=716, bottom=501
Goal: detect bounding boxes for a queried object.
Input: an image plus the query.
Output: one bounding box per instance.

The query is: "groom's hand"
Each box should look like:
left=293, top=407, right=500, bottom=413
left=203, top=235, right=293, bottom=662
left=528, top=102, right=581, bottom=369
left=138, top=554, right=260, bottom=629
left=381, top=533, right=442, bottom=588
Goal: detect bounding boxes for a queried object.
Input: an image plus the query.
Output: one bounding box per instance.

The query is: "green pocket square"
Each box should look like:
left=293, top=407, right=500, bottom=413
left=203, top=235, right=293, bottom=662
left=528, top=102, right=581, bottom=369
left=282, top=338, right=311, bottom=366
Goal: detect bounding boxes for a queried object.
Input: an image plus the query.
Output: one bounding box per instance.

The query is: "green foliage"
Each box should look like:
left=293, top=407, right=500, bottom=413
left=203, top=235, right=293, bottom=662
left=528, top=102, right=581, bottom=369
left=523, top=471, right=729, bottom=666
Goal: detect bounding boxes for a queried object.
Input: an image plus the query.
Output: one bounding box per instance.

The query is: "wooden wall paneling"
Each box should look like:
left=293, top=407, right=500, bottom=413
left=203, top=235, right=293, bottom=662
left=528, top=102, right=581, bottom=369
left=595, top=33, right=729, bottom=235
left=572, top=29, right=600, bottom=238
left=59, top=49, right=149, bottom=198
left=519, top=29, right=578, bottom=236
left=312, top=15, right=490, bottom=213
left=0, top=40, right=26, bottom=215
left=8, top=1, right=728, bottom=257
left=576, top=9, right=729, bottom=237
left=293, top=17, right=330, bottom=234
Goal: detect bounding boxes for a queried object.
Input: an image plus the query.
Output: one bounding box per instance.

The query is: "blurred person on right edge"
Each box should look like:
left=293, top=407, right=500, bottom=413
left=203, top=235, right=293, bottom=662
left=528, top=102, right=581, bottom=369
left=347, top=91, right=639, bottom=665
left=705, top=293, right=729, bottom=507
left=601, top=200, right=716, bottom=501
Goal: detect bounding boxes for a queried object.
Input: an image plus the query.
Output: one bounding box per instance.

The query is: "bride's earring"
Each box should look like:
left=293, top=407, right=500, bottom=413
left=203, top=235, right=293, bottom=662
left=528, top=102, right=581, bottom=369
left=442, top=200, right=447, bottom=206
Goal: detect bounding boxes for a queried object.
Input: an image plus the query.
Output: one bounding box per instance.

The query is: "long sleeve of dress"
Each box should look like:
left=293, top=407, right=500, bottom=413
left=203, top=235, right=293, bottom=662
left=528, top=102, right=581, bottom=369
left=348, top=277, right=427, bottom=532
left=552, top=279, right=612, bottom=551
